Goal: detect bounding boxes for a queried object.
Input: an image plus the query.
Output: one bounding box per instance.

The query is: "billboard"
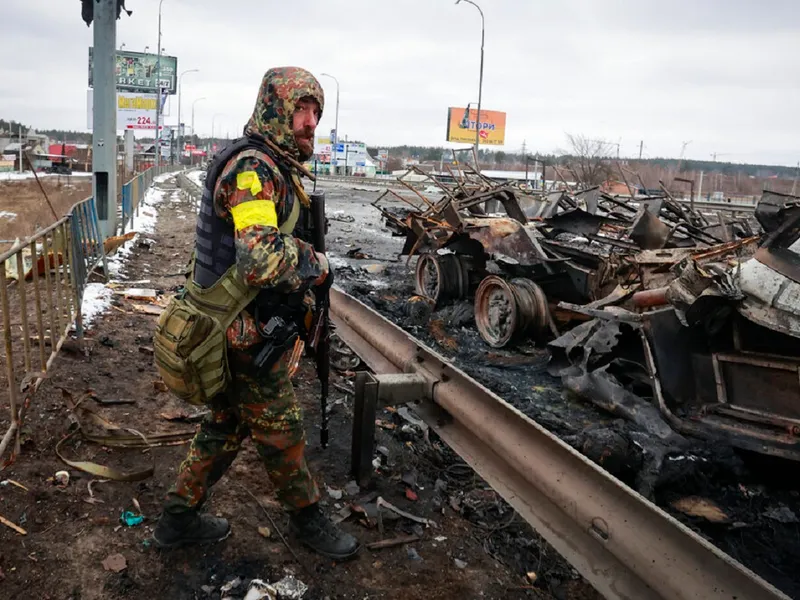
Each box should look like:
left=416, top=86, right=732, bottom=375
left=87, top=90, right=170, bottom=131
left=88, top=48, right=178, bottom=95
left=446, top=107, right=506, bottom=146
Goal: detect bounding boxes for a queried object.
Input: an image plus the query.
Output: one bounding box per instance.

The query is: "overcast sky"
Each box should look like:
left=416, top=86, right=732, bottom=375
left=2, top=0, right=798, bottom=165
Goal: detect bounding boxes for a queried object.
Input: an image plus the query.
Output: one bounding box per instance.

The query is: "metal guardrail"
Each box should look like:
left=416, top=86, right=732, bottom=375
left=0, top=165, right=178, bottom=465
left=177, top=170, right=203, bottom=207
left=121, top=166, right=179, bottom=234
left=330, top=288, right=790, bottom=600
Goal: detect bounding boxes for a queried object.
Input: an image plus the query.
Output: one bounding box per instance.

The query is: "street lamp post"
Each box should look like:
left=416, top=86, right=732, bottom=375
left=191, top=97, right=206, bottom=165
left=455, top=0, right=485, bottom=171
left=154, top=0, right=165, bottom=167
left=176, top=69, right=199, bottom=166
left=320, top=73, right=340, bottom=175
left=211, top=113, right=224, bottom=157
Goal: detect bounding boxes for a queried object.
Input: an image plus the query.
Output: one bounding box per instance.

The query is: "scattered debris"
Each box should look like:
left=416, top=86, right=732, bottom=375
left=376, top=496, right=438, bottom=529
left=1, top=479, right=29, bottom=491
left=366, top=534, right=421, bottom=550
left=153, top=380, right=169, bottom=393
left=763, top=505, right=799, bottom=524
left=405, top=488, right=418, bottom=502
left=54, top=470, right=70, bottom=487
left=344, top=480, right=360, bottom=496
left=346, top=247, right=370, bottom=259
left=273, top=575, right=308, bottom=599
left=454, top=558, right=468, bottom=569
left=406, top=546, right=423, bottom=561
left=120, top=510, right=144, bottom=527
left=101, top=553, right=127, bottom=573
left=117, top=288, right=158, bottom=302
left=326, top=486, right=343, bottom=500
left=258, top=525, right=272, bottom=538
left=671, top=496, right=729, bottom=523
left=159, top=408, right=209, bottom=423
left=220, top=577, right=243, bottom=594
left=243, top=580, right=276, bottom=600
left=0, top=512, right=27, bottom=535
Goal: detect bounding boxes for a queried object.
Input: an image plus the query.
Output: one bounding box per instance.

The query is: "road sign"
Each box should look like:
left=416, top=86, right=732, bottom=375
left=89, top=48, right=179, bottom=95
left=86, top=89, right=168, bottom=130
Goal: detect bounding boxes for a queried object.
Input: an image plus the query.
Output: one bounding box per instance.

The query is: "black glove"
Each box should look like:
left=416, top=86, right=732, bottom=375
left=316, top=263, right=334, bottom=293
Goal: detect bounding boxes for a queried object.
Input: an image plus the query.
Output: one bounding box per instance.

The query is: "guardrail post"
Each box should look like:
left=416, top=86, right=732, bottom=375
left=351, top=372, right=427, bottom=486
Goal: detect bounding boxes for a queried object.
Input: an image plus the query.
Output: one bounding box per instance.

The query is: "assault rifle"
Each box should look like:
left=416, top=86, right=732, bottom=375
left=309, top=190, right=330, bottom=448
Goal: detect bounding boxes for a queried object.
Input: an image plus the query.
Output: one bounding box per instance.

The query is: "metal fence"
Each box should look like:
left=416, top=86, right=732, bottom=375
left=0, top=165, right=178, bottom=465
left=120, top=167, right=169, bottom=234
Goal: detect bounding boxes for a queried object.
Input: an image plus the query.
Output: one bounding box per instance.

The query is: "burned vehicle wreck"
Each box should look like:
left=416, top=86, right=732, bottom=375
left=375, top=165, right=755, bottom=348
left=373, top=167, right=799, bottom=461
left=549, top=191, right=800, bottom=461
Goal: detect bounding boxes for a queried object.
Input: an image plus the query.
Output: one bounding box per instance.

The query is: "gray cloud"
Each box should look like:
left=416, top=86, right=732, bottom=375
left=1, top=0, right=797, bottom=165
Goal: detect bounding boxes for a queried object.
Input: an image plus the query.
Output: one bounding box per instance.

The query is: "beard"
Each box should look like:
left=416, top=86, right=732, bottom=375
left=295, top=130, right=314, bottom=161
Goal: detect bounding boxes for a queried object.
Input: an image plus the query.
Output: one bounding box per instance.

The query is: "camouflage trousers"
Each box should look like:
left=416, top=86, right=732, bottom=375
left=163, top=351, right=320, bottom=514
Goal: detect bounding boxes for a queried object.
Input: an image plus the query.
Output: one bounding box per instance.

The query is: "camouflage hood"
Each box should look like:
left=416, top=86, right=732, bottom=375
left=245, top=67, right=324, bottom=161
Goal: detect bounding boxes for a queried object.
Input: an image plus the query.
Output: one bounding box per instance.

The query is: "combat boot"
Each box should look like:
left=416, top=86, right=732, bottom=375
left=290, top=503, right=361, bottom=560
left=153, top=510, right=231, bottom=548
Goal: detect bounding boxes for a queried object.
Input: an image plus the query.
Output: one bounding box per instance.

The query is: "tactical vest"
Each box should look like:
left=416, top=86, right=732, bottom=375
left=194, top=136, right=304, bottom=289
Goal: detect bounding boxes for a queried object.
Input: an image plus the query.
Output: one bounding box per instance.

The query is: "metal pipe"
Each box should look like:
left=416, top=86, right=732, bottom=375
left=329, top=288, right=789, bottom=600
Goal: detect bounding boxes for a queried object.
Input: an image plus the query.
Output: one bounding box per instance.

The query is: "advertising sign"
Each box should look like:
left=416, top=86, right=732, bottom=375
left=446, top=107, right=507, bottom=146
left=87, top=90, right=169, bottom=131
left=378, top=149, right=389, bottom=162
left=88, top=48, right=179, bottom=95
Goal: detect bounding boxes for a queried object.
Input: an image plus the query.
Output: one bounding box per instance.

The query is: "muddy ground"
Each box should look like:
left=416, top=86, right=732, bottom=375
left=316, top=180, right=800, bottom=599
left=0, top=175, right=93, bottom=252
left=0, top=174, right=601, bottom=600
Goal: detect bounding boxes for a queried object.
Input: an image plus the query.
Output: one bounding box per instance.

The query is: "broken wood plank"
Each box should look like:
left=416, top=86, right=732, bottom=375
left=0, top=513, right=27, bottom=535
left=366, top=534, right=421, bottom=550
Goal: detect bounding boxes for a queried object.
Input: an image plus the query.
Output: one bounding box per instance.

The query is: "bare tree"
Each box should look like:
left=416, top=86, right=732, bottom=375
left=562, top=134, right=615, bottom=187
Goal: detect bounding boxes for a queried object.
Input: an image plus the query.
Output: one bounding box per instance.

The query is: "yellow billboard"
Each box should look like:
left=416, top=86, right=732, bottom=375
left=446, top=107, right=506, bottom=146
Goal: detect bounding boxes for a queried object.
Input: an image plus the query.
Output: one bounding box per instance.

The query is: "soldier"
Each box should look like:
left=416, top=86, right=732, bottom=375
left=153, top=67, right=360, bottom=560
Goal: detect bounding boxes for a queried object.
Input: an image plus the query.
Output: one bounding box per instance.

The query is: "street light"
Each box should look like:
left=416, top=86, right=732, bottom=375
left=154, top=0, right=166, bottom=167
left=190, top=97, right=206, bottom=165
left=176, top=69, right=199, bottom=165
left=455, top=0, right=485, bottom=171
left=320, top=73, right=340, bottom=175
left=211, top=113, right=224, bottom=156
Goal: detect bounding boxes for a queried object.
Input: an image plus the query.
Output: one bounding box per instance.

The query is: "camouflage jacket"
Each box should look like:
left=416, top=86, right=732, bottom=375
left=214, top=67, right=327, bottom=349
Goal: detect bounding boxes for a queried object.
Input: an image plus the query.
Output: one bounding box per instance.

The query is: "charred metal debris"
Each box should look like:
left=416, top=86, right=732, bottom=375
left=373, top=167, right=800, bottom=461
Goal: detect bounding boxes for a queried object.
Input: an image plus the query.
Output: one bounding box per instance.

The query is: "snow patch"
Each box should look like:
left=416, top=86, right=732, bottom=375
left=187, top=169, right=205, bottom=188
left=80, top=283, right=113, bottom=329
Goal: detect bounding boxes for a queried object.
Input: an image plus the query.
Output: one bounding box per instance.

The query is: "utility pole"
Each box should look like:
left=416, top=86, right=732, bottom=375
left=191, top=97, right=205, bottom=166
left=320, top=74, right=340, bottom=175
left=456, top=0, right=485, bottom=172
left=176, top=69, right=199, bottom=167
left=638, top=140, right=643, bottom=160
left=18, top=124, right=22, bottom=173
left=92, top=0, right=118, bottom=238
left=792, top=161, right=799, bottom=196
left=154, top=0, right=165, bottom=167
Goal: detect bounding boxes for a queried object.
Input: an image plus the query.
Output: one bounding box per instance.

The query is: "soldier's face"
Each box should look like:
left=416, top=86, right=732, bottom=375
left=293, top=98, right=320, bottom=160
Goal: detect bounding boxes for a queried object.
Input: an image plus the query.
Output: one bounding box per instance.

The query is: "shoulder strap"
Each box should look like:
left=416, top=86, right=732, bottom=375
left=279, top=193, right=301, bottom=234
left=185, top=255, right=259, bottom=330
